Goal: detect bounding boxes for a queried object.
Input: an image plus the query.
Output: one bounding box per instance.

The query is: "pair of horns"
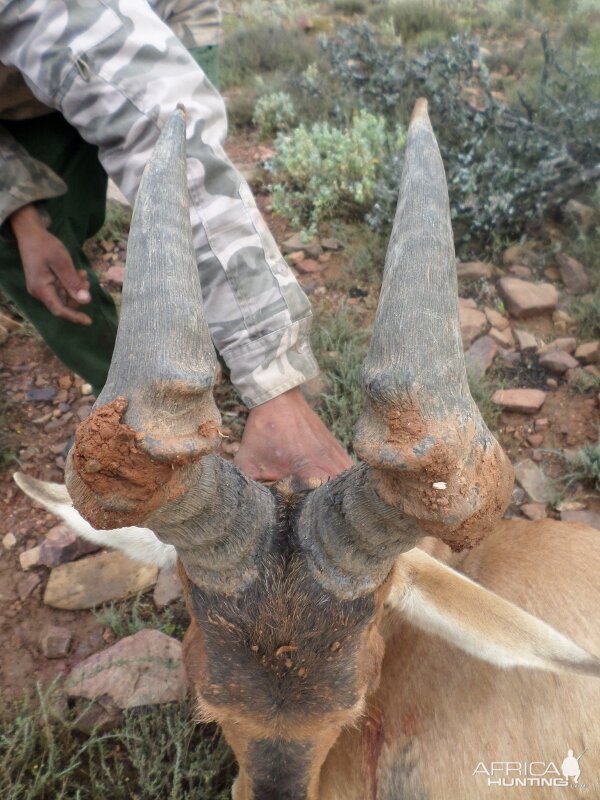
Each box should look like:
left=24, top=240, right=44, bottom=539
left=66, top=102, right=513, bottom=598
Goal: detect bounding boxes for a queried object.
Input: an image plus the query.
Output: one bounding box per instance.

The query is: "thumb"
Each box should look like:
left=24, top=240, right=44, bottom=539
left=49, top=243, right=91, bottom=304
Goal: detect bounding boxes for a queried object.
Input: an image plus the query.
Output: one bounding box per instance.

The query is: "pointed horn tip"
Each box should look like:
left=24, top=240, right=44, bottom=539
left=409, top=98, right=431, bottom=130
left=175, top=103, right=187, bottom=122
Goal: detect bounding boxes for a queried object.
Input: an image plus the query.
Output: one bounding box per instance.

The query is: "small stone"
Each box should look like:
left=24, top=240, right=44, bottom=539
left=575, top=341, right=599, bottom=364
left=552, top=309, right=576, bottom=331
left=80, top=383, right=93, bottom=396
left=564, top=199, right=597, bottom=230
left=0, top=311, right=23, bottom=332
left=514, top=329, right=538, bottom=354
left=318, top=252, right=331, bottom=264
left=153, top=565, right=183, bottom=609
left=513, top=458, right=553, bottom=503
left=527, top=433, right=544, bottom=447
left=491, top=388, right=546, bottom=414
left=19, top=546, right=42, bottom=570
left=321, top=237, right=341, bottom=251
left=40, top=625, right=73, bottom=658
left=546, top=377, right=558, bottom=388
left=556, top=253, right=590, bottom=295
left=484, top=306, right=509, bottom=330
left=27, top=386, right=57, bottom=402
left=561, top=510, right=600, bottom=532
left=66, top=629, right=187, bottom=710
left=531, top=449, right=543, bottom=463
left=508, top=264, right=532, bottom=278
left=544, top=267, right=560, bottom=281
left=77, top=404, right=93, bottom=421
left=295, top=258, right=325, bottom=274
left=465, top=336, right=498, bottom=378
left=282, top=233, right=322, bottom=258
left=534, top=417, right=549, bottom=429
left=44, top=550, right=158, bottom=610
left=456, top=261, right=492, bottom=280
left=498, top=277, right=558, bottom=318
left=459, top=306, right=487, bottom=349
left=503, top=243, right=537, bottom=267
left=556, top=500, right=587, bottom=512
left=539, top=350, right=578, bottom=374
left=521, top=503, right=547, bottom=521
left=458, top=297, right=478, bottom=310
left=585, top=364, right=600, bottom=377
left=105, top=265, right=125, bottom=285
left=488, top=327, right=514, bottom=348
left=17, top=572, right=42, bottom=600
left=287, top=250, right=305, bottom=265
left=2, top=532, right=17, bottom=550
left=39, top=523, right=100, bottom=567
left=58, top=375, right=73, bottom=390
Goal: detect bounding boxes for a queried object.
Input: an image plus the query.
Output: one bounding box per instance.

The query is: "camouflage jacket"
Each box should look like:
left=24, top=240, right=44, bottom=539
left=0, top=0, right=318, bottom=407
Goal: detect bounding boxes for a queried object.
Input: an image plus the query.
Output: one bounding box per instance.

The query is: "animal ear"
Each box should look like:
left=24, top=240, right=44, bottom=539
left=387, top=548, right=600, bottom=677
left=13, top=472, right=176, bottom=568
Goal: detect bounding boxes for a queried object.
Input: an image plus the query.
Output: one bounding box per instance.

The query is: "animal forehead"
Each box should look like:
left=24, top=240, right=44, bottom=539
left=188, top=555, right=377, bottom=716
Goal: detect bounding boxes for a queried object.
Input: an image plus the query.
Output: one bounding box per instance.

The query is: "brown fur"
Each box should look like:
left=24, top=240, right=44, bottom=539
left=320, top=520, right=600, bottom=799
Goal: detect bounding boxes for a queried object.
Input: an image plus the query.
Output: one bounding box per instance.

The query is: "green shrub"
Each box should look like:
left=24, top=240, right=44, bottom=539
left=305, top=24, right=600, bottom=250
left=269, top=110, right=406, bottom=234
left=253, top=91, right=297, bottom=137
left=563, top=432, right=600, bottom=491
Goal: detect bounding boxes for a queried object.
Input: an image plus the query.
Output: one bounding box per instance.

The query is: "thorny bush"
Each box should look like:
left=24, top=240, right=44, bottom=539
left=283, top=24, right=599, bottom=250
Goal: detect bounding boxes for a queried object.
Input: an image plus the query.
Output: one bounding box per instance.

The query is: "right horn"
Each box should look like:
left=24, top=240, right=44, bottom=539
left=298, top=99, right=513, bottom=599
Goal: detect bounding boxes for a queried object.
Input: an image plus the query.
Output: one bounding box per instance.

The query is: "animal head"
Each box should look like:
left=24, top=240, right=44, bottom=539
left=17, top=101, right=599, bottom=799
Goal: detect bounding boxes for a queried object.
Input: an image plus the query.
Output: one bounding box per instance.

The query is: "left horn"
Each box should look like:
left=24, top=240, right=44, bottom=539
left=66, top=108, right=273, bottom=593
left=299, top=100, right=513, bottom=598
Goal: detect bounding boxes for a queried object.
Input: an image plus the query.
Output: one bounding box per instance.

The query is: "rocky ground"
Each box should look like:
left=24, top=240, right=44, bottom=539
left=1, top=133, right=599, bottom=714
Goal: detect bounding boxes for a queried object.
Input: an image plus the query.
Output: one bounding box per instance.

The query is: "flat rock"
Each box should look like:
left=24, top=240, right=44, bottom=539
left=575, top=341, right=599, bottom=364
left=153, top=565, right=183, bottom=609
left=489, top=327, right=513, bottom=348
left=498, top=277, right=558, bottom=318
left=296, top=258, right=325, bottom=274
left=321, top=237, right=341, bottom=251
left=66, top=629, right=187, bottom=709
left=484, top=306, right=509, bottom=330
left=27, top=386, right=57, bottom=402
left=560, top=510, right=600, bottom=532
left=539, top=350, right=578, bottom=374
left=503, top=243, right=538, bottom=267
left=458, top=297, right=478, bottom=310
left=465, top=336, right=498, bottom=378
left=521, top=502, right=547, bottom=521
left=2, top=532, right=17, bottom=550
left=40, top=625, right=73, bottom=658
left=556, top=253, right=590, bottom=295
left=457, top=261, right=492, bottom=280
left=282, top=233, right=322, bottom=258
left=491, top=388, right=546, bottom=414
left=20, top=546, right=42, bottom=570
left=514, top=329, right=538, bottom=354
left=538, top=337, right=576, bottom=355
left=513, top=459, right=553, bottom=503
left=44, top=550, right=158, bottom=610
left=459, top=306, right=487, bottom=348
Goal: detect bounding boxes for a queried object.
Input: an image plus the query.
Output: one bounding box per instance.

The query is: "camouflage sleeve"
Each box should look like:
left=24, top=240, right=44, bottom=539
left=0, top=0, right=318, bottom=408
left=0, top=122, right=66, bottom=227
left=148, top=0, right=222, bottom=48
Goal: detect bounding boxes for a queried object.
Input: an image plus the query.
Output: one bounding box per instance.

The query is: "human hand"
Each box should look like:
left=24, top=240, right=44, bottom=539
left=10, top=205, right=92, bottom=325
left=234, top=386, right=353, bottom=482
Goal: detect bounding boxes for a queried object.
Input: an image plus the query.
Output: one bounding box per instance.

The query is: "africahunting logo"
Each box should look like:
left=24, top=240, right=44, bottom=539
left=473, top=749, right=586, bottom=788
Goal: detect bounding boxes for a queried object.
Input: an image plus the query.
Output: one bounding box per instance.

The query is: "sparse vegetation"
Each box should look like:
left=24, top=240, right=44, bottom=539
left=563, top=433, right=600, bottom=491
left=95, top=200, right=131, bottom=243
left=0, top=682, right=234, bottom=800
left=252, top=91, right=297, bottom=137
left=311, top=307, right=370, bottom=449
left=95, top=593, right=188, bottom=641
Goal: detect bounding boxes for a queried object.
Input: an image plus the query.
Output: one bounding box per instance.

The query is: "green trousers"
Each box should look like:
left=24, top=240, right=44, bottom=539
left=0, top=112, right=118, bottom=396
left=0, top=46, right=219, bottom=397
